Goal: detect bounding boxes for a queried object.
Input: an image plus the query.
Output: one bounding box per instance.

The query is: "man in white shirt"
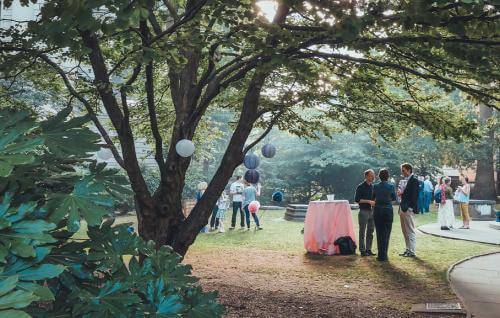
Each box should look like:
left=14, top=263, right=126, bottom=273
left=229, top=176, right=245, bottom=229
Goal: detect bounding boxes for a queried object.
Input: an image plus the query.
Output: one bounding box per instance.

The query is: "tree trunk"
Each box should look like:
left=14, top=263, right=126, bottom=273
left=471, top=105, right=496, bottom=200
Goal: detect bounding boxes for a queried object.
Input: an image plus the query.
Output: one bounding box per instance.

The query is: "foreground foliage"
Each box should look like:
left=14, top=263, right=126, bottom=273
left=0, top=108, right=223, bottom=317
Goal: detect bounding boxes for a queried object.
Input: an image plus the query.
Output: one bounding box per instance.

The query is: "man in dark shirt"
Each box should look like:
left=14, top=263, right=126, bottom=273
left=354, top=169, right=376, bottom=256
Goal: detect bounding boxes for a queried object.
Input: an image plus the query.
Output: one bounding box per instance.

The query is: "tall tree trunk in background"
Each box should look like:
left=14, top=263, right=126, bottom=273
left=472, top=105, right=496, bottom=200
left=203, top=159, right=210, bottom=181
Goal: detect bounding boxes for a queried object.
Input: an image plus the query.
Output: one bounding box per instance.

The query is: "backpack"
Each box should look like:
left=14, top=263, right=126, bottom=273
left=334, top=236, right=357, bottom=255
left=434, top=189, right=442, bottom=204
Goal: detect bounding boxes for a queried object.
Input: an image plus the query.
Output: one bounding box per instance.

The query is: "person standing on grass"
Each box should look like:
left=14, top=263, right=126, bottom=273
left=456, top=177, right=471, bottom=229
left=229, top=176, right=245, bottom=230
left=373, top=168, right=397, bottom=262
left=397, top=163, right=419, bottom=258
left=423, top=176, right=434, bottom=213
left=354, top=169, right=376, bottom=257
left=438, top=177, right=455, bottom=230
left=243, top=181, right=262, bottom=230
left=216, top=191, right=229, bottom=233
left=417, top=176, right=425, bottom=214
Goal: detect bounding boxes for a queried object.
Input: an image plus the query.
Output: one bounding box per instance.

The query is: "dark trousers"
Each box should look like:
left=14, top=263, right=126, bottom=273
left=210, top=206, right=219, bottom=228
left=417, top=192, right=425, bottom=213
left=231, top=201, right=245, bottom=228
left=423, top=192, right=432, bottom=212
left=374, top=206, right=393, bottom=260
left=244, top=204, right=260, bottom=228
left=358, top=209, right=374, bottom=253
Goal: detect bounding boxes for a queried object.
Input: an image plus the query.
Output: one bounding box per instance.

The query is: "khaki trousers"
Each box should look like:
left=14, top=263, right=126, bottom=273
left=399, top=210, right=416, bottom=254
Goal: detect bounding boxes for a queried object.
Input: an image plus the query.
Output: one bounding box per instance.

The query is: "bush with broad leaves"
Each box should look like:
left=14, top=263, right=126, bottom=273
left=0, top=108, right=223, bottom=317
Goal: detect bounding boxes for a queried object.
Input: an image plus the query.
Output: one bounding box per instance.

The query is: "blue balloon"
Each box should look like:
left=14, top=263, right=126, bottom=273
left=244, top=169, right=260, bottom=184
left=244, top=153, right=260, bottom=169
left=261, top=144, right=276, bottom=158
left=272, top=191, right=283, bottom=202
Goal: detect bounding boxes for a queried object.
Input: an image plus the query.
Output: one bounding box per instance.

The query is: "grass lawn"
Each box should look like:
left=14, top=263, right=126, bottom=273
left=108, top=207, right=499, bottom=317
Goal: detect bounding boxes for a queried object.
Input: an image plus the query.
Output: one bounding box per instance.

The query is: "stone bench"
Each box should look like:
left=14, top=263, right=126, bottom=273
left=453, top=200, right=497, bottom=221
left=284, top=203, right=358, bottom=221
left=284, top=204, right=309, bottom=221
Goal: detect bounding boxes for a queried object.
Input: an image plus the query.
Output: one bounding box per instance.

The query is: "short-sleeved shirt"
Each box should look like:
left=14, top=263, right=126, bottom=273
left=354, top=181, right=374, bottom=210
left=230, top=181, right=244, bottom=202
left=243, top=186, right=257, bottom=206
left=423, top=180, right=433, bottom=192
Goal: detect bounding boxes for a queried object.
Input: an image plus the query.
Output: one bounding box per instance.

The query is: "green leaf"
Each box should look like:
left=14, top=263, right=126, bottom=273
left=0, top=290, right=38, bottom=310
left=10, top=241, right=35, bottom=258
left=10, top=220, right=56, bottom=234
left=48, top=176, right=113, bottom=232
left=16, top=264, right=65, bottom=281
left=17, top=282, right=54, bottom=301
left=0, top=277, right=18, bottom=297
left=0, top=309, right=31, bottom=318
left=40, top=108, right=100, bottom=158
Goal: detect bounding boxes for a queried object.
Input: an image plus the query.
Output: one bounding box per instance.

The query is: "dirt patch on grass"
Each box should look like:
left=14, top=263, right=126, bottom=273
left=185, top=248, right=463, bottom=318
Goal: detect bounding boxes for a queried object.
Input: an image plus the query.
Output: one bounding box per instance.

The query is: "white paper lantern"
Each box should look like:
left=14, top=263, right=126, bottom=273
left=197, top=181, right=208, bottom=191
left=97, top=149, right=113, bottom=160
left=175, top=139, right=195, bottom=157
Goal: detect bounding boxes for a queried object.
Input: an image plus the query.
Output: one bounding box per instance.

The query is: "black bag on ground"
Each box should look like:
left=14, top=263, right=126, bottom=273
left=334, top=236, right=357, bottom=255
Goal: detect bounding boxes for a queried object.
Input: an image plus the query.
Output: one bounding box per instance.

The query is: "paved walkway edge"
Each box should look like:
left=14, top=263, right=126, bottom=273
left=418, top=225, right=500, bottom=245
left=447, top=251, right=500, bottom=318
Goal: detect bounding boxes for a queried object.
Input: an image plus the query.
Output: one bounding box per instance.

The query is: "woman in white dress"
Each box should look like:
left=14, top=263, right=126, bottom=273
left=438, top=177, right=455, bottom=230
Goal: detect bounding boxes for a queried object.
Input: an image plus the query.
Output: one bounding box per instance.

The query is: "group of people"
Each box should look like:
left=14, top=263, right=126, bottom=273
left=196, top=175, right=263, bottom=233
left=434, top=175, right=471, bottom=230
left=355, top=163, right=418, bottom=262
left=354, top=163, right=472, bottom=262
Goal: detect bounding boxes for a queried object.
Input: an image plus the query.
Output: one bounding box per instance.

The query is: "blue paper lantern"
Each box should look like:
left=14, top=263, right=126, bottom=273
left=244, top=153, right=260, bottom=169
left=244, top=169, right=260, bottom=184
left=261, top=143, right=276, bottom=158
left=272, top=191, right=284, bottom=202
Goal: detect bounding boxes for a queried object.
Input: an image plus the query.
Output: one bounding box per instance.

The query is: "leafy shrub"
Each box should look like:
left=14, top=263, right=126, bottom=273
left=0, top=108, right=223, bottom=317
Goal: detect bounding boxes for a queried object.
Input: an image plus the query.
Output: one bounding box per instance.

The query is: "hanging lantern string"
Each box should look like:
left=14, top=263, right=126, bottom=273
left=243, top=109, right=284, bottom=155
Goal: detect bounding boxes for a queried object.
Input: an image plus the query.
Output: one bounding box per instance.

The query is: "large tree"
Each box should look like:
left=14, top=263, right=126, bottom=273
left=1, top=0, right=499, bottom=255
left=472, top=105, right=497, bottom=199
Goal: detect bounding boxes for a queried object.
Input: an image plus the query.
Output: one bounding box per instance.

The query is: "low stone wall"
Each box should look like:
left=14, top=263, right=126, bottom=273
left=453, top=200, right=497, bottom=220
left=284, top=204, right=308, bottom=221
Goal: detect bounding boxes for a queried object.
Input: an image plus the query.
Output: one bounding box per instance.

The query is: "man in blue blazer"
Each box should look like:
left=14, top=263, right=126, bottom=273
left=398, top=163, right=419, bottom=257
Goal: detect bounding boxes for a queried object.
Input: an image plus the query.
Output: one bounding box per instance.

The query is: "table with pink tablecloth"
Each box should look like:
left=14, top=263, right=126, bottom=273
left=304, top=200, right=357, bottom=255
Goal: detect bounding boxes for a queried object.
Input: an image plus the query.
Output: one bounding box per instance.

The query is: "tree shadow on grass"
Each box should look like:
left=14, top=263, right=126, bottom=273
left=303, top=252, right=359, bottom=269
left=302, top=252, right=454, bottom=303
left=368, top=257, right=456, bottom=302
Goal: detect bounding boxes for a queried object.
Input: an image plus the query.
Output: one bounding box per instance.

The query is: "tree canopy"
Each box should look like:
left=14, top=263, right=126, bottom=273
left=1, top=0, right=499, bottom=254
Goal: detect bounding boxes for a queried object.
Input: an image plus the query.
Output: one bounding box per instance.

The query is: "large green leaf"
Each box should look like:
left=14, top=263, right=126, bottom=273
left=48, top=176, right=114, bottom=232
left=0, top=277, right=18, bottom=296
left=0, top=197, right=56, bottom=263
left=0, top=290, right=38, bottom=310
left=39, top=107, right=100, bottom=158
left=0, top=309, right=31, bottom=318
left=0, top=110, right=43, bottom=178
left=1, top=247, right=64, bottom=282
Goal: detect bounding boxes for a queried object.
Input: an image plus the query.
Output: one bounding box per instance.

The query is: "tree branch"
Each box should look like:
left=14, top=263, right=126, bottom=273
left=140, top=20, right=166, bottom=178
left=162, top=0, right=179, bottom=21
left=243, top=109, right=284, bottom=154
left=298, top=51, right=500, bottom=109
left=35, top=53, right=126, bottom=168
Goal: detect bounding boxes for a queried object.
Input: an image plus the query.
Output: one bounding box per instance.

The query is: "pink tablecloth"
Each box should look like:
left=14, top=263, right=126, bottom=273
left=304, top=200, right=357, bottom=255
